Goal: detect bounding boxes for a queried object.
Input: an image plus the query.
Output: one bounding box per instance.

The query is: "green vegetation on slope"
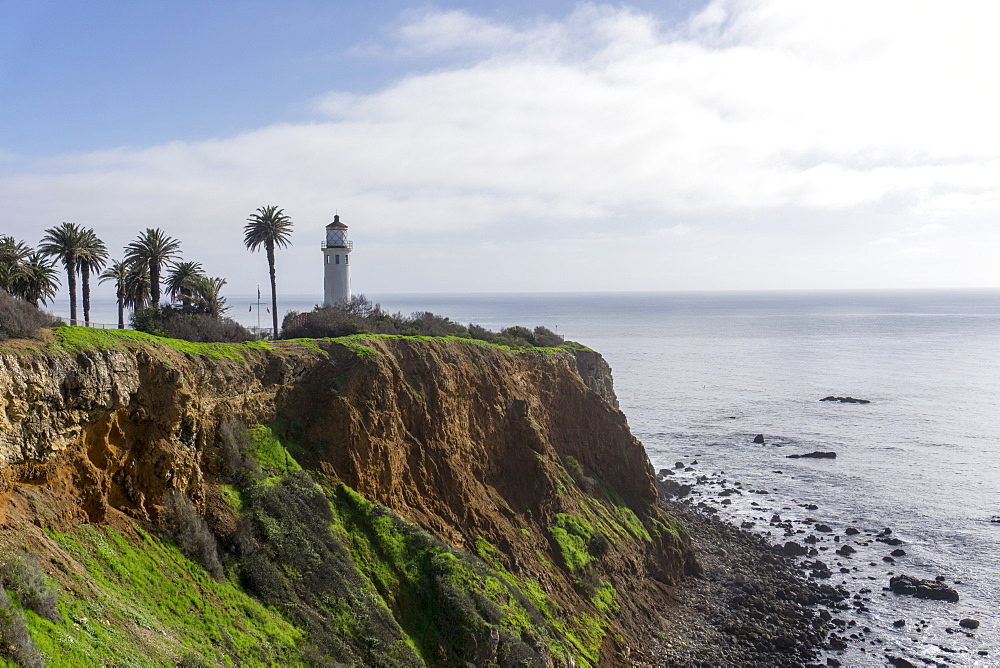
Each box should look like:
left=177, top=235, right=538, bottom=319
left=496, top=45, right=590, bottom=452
left=233, top=418, right=604, bottom=667
left=19, top=526, right=304, bottom=666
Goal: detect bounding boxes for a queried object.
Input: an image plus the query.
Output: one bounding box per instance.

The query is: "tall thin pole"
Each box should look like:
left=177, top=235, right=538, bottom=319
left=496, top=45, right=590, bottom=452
left=256, top=285, right=261, bottom=333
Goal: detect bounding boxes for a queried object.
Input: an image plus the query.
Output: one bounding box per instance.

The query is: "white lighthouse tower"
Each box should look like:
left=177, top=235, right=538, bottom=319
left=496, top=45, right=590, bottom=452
left=322, top=214, right=352, bottom=305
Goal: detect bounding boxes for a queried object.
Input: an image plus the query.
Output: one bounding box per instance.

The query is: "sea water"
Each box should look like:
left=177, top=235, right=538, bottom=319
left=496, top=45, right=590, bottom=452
left=52, top=289, right=1000, bottom=662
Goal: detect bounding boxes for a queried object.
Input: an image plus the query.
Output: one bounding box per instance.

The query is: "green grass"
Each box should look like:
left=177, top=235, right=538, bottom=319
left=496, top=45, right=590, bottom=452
left=220, top=484, right=243, bottom=513
left=591, top=581, right=620, bottom=614
left=51, top=325, right=272, bottom=360
left=473, top=535, right=605, bottom=667
left=331, top=486, right=604, bottom=666
left=27, top=526, right=304, bottom=666
left=549, top=513, right=596, bottom=574
left=50, top=326, right=585, bottom=366
left=286, top=332, right=589, bottom=357
left=247, top=423, right=303, bottom=478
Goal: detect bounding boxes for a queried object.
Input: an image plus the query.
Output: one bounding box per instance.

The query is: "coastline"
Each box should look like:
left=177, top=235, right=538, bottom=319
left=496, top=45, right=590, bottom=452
left=650, top=484, right=845, bottom=666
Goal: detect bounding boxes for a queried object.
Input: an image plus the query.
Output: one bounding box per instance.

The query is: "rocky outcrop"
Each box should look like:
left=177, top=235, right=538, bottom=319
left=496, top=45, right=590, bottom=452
left=888, top=575, right=960, bottom=602
left=820, top=396, right=870, bottom=404
left=0, top=333, right=694, bottom=665
left=786, top=451, right=837, bottom=459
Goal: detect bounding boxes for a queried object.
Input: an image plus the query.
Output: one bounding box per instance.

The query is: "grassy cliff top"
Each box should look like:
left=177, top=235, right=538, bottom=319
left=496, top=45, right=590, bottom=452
left=37, top=326, right=591, bottom=361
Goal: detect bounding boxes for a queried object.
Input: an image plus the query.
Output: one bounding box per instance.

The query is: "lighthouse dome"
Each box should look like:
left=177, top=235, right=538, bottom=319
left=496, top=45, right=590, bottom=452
left=326, top=214, right=348, bottom=230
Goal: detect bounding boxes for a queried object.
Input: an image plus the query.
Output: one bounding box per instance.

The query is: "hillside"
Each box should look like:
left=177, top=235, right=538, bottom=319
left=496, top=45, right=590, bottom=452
left=0, top=328, right=698, bottom=666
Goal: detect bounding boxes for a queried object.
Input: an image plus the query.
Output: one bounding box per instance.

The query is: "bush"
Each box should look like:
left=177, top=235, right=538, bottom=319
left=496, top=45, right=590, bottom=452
left=164, top=489, right=224, bottom=581
left=0, top=584, right=43, bottom=668
left=0, top=553, right=61, bottom=623
left=281, top=294, right=564, bottom=348
left=218, top=418, right=258, bottom=482
left=0, top=288, right=59, bottom=341
left=233, top=471, right=419, bottom=666
left=132, top=305, right=254, bottom=343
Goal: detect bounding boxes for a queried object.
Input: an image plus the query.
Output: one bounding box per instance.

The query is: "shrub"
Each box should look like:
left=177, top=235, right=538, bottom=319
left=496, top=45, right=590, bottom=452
left=0, top=553, right=61, bottom=623
left=0, top=584, right=43, bottom=668
left=217, top=418, right=258, bottom=482
left=132, top=305, right=254, bottom=343
left=0, top=288, right=59, bottom=341
left=281, top=294, right=565, bottom=348
left=233, top=471, right=419, bottom=667
left=163, top=489, right=224, bottom=581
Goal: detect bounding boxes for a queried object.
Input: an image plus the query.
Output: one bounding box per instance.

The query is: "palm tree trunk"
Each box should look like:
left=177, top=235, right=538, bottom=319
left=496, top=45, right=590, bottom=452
left=117, top=288, right=125, bottom=329
left=67, top=258, right=78, bottom=325
left=267, top=242, right=278, bottom=338
left=149, top=261, right=161, bottom=305
left=82, top=267, right=91, bottom=326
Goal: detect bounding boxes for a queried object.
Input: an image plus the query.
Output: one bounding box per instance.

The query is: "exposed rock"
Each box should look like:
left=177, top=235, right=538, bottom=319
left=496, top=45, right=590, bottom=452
left=0, top=336, right=695, bottom=666
left=786, top=451, right=837, bottom=459
left=753, top=434, right=765, bottom=444
left=781, top=541, right=809, bottom=557
left=657, top=478, right=692, bottom=499
left=959, top=618, right=979, bottom=629
left=887, top=575, right=960, bottom=602
left=820, top=396, right=871, bottom=404
left=890, top=548, right=906, bottom=557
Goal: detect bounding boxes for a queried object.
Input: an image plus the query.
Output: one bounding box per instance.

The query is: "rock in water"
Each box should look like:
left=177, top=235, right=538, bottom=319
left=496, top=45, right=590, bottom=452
left=753, top=434, right=765, bottom=444
left=786, top=451, right=837, bottom=459
left=820, top=396, right=871, bottom=404
left=960, top=618, right=980, bottom=629
left=888, top=575, right=960, bottom=602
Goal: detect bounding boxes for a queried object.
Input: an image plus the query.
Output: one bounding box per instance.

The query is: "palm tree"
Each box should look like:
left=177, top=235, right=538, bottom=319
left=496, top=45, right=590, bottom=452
left=0, top=236, right=30, bottom=293
left=77, top=228, right=108, bottom=326
left=124, top=228, right=181, bottom=306
left=99, top=260, right=130, bottom=329
left=244, top=205, right=293, bottom=337
left=187, top=275, right=229, bottom=318
left=123, top=262, right=152, bottom=314
left=17, top=252, right=61, bottom=307
left=39, top=222, right=87, bottom=324
left=165, top=260, right=204, bottom=307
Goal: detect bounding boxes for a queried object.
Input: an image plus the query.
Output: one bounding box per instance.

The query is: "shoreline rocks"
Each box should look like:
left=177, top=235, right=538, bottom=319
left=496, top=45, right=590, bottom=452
left=653, top=486, right=840, bottom=665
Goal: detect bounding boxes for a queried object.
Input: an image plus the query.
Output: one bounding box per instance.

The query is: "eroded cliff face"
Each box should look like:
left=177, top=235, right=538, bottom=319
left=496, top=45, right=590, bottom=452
left=0, top=335, right=694, bottom=665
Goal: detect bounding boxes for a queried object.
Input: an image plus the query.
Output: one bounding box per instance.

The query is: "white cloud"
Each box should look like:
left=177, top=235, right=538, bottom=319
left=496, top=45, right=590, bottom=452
left=4, top=1, right=1000, bottom=296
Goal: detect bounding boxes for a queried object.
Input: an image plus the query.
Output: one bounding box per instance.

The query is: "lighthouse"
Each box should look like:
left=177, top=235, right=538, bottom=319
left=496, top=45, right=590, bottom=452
left=322, top=214, right=352, bottom=305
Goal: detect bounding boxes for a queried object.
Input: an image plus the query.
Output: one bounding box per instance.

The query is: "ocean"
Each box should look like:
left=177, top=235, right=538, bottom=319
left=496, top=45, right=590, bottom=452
left=51, top=289, right=999, bottom=663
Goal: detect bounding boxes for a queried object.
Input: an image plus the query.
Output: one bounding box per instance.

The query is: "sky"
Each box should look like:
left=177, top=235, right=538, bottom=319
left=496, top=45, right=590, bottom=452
left=3, top=0, right=1000, bottom=301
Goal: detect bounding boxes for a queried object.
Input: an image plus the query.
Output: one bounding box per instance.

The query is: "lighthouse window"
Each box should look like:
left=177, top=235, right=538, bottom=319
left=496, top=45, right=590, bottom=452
left=345, top=255, right=349, bottom=264
left=335, top=255, right=340, bottom=264
left=325, top=255, right=330, bottom=265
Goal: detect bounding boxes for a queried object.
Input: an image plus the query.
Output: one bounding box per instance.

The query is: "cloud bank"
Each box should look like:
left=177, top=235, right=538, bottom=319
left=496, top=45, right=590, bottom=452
left=3, top=1, right=1000, bottom=296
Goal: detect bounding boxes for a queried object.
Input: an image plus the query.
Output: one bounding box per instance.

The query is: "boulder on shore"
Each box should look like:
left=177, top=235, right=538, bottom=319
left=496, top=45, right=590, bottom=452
left=887, top=575, right=959, bottom=602
left=657, top=478, right=692, bottom=499
left=786, top=451, right=837, bottom=459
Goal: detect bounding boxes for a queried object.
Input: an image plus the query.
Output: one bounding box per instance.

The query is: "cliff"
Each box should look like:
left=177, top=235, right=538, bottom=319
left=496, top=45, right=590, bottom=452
left=0, top=328, right=696, bottom=666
